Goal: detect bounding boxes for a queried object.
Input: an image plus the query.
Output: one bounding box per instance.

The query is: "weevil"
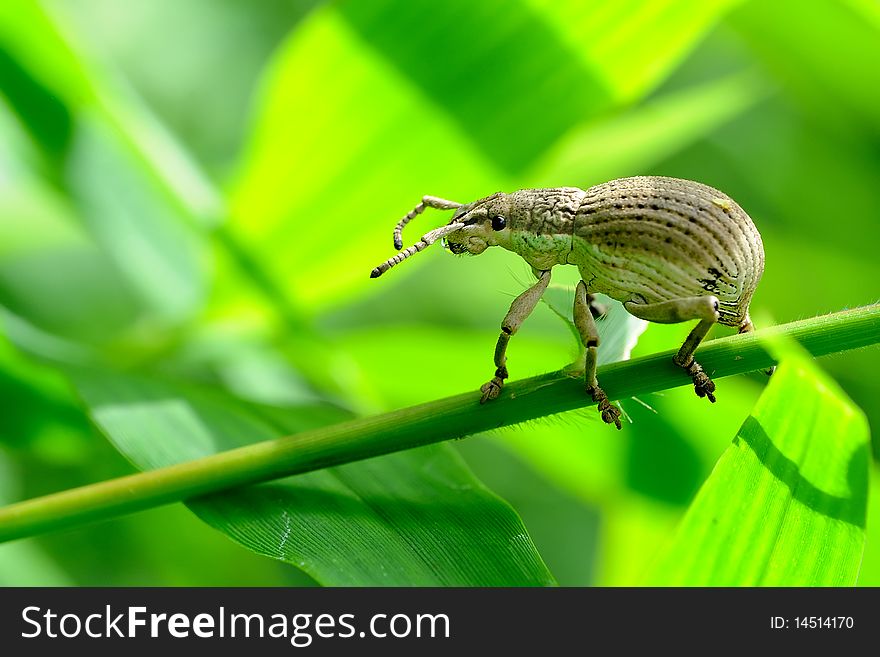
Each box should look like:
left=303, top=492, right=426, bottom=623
left=370, top=176, right=765, bottom=429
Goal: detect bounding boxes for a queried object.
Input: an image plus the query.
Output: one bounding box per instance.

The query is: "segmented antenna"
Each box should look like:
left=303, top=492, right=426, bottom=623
left=371, top=222, right=466, bottom=278
left=393, top=196, right=463, bottom=250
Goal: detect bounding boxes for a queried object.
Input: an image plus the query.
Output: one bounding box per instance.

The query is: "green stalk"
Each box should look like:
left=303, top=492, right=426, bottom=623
left=1, top=305, right=878, bottom=543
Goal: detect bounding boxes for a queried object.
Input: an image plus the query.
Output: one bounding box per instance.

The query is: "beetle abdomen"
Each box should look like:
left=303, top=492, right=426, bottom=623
left=569, top=176, right=764, bottom=327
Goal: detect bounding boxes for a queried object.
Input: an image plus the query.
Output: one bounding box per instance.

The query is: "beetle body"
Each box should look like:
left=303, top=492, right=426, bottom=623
left=573, top=178, right=763, bottom=330
left=372, top=176, right=766, bottom=429
left=444, top=177, right=763, bottom=330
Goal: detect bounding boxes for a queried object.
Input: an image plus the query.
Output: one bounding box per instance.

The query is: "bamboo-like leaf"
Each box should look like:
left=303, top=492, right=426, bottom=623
left=528, top=71, right=767, bottom=187
left=0, top=1, right=213, bottom=330
left=229, top=6, right=501, bottom=311
left=729, top=0, right=880, bottom=130
left=0, top=0, right=222, bottom=220
left=525, top=0, right=744, bottom=101
left=644, top=352, right=870, bottom=585
left=0, top=177, right=140, bottom=343
left=65, top=116, right=207, bottom=323
left=70, top=370, right=555, bottom=586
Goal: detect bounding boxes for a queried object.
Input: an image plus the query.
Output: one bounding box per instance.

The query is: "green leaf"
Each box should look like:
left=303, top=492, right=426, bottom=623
left=230, top=5, right=502, bottom=312
left=729, top=0, right=880, bottom=132
left=0, top=177, right=141, bottom=343
left=528, top=71, right=768, bottom=187
left=857, top=467, right=880, bottom=586
left=0, top=0, right=221, bottom=220
left=525, top=0, right=744, bottom=101
left=336, top=0, right=614, bottom=173
left=0, top=1, right=215, bottom=333
left=65, top=116, right=207, bottom=323
left=644, top=353, right=870, bottom=586
left=70, top=370, right=555, bottom=586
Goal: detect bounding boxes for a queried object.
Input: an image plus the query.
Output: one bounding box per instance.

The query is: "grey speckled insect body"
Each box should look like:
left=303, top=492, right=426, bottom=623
left=370, top=176, right=766, bottom=429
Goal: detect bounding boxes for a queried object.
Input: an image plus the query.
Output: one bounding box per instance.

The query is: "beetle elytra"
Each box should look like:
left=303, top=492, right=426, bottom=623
left=370, top=176, right=766, bottom=429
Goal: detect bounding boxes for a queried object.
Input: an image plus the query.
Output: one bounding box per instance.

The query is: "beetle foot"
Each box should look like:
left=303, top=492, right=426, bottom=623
left=686, top=361, right=716, bottom=403
left=587, top=385, right=622, bottom=430
left=479, top=366, right=508, bottom=404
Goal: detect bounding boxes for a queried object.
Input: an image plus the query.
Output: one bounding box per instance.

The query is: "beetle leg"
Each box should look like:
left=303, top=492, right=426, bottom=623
left=574, top=281, right=621, bottom=429
left=624, top=295, right=720, bottom=403
left=480, top=269, right=552, bottom=403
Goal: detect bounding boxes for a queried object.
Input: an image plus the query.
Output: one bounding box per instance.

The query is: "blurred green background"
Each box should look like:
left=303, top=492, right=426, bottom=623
left=0, top=0, right=878, bottom=586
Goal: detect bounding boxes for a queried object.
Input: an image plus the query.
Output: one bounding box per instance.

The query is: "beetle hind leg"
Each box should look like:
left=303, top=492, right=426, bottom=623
left=624, top=295, right=720, bottom=403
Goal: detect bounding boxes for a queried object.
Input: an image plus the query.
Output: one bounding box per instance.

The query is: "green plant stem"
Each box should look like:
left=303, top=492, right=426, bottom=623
left=1, top=305, right=878, bottom=544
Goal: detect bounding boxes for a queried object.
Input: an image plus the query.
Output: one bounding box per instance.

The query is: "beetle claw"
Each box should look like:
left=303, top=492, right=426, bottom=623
left=479, top=365, right=508, bottom=404
left=479, top=377, right=504, bottom=403
left=587, top=385, right=622, bottom=430
left=686, top=361, right=717, bottom=403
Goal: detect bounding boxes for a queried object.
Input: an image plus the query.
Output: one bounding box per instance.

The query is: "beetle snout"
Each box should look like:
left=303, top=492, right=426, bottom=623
left=466, top=236, right=488, bottom=254
left=446, top=239, right=468, bottom=255
left=444, top=234, right=488, bottom=255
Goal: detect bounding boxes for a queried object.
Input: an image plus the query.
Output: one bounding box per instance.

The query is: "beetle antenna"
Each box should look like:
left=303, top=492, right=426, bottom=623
left=393, top=196, right=463, bottom=250
left=372, top=222, right=466, bottom=278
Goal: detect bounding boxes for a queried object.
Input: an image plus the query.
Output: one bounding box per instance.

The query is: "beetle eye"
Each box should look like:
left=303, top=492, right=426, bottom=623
left=491, top=215, right=506, bottom=231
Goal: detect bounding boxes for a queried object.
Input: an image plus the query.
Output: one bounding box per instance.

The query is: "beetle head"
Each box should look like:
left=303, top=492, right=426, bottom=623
left=443, top=192, right=512, bottom=256
left=370, top=192, right=512, bottom=278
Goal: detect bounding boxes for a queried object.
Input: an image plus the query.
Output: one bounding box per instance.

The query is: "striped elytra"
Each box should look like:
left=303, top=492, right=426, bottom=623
left=571, top=176, right=764, bottom=327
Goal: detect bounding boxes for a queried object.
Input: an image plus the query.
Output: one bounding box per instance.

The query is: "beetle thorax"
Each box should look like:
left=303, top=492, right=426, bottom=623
left=443, top=188, right=583, bottom=270
left=503, top=188, right=583, bottom=270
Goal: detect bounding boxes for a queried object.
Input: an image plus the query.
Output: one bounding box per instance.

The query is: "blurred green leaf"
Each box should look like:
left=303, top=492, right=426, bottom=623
left=51, top=0, right=321, bottom=172
left=0, top=0, right=218, bottom=342
left=66, top=116, right=206, bottom=323
left=645, top=353, right=869, bottom=585
left=70, top=370, right=555, bottom=586
left=0, top=0, right=91, bottom=116
left=526, top=0, right=744, bottom=101
left=455, top=436, right=602, bottom=586
left=0, top=178, right=141, bottom=343
left=337, top=0, right=614, bottom=173
left=0, top=0, right=221, bottom=220
left=529, top=71, right=768, bottom=187
left=729, top=0, right=880, bottom=133
left=0, top=540, right=72, bottom=586
left=857, top=467, right=880, bottom=586
left=230, top=5, right=501, bottom=312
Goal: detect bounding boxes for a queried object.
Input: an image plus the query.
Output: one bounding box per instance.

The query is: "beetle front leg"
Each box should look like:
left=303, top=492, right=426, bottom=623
left=480, top=269, right=552, bottom=403
left=624, top=295, right=720, bottom=402
left=574, top=281, right=622, bottom=429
